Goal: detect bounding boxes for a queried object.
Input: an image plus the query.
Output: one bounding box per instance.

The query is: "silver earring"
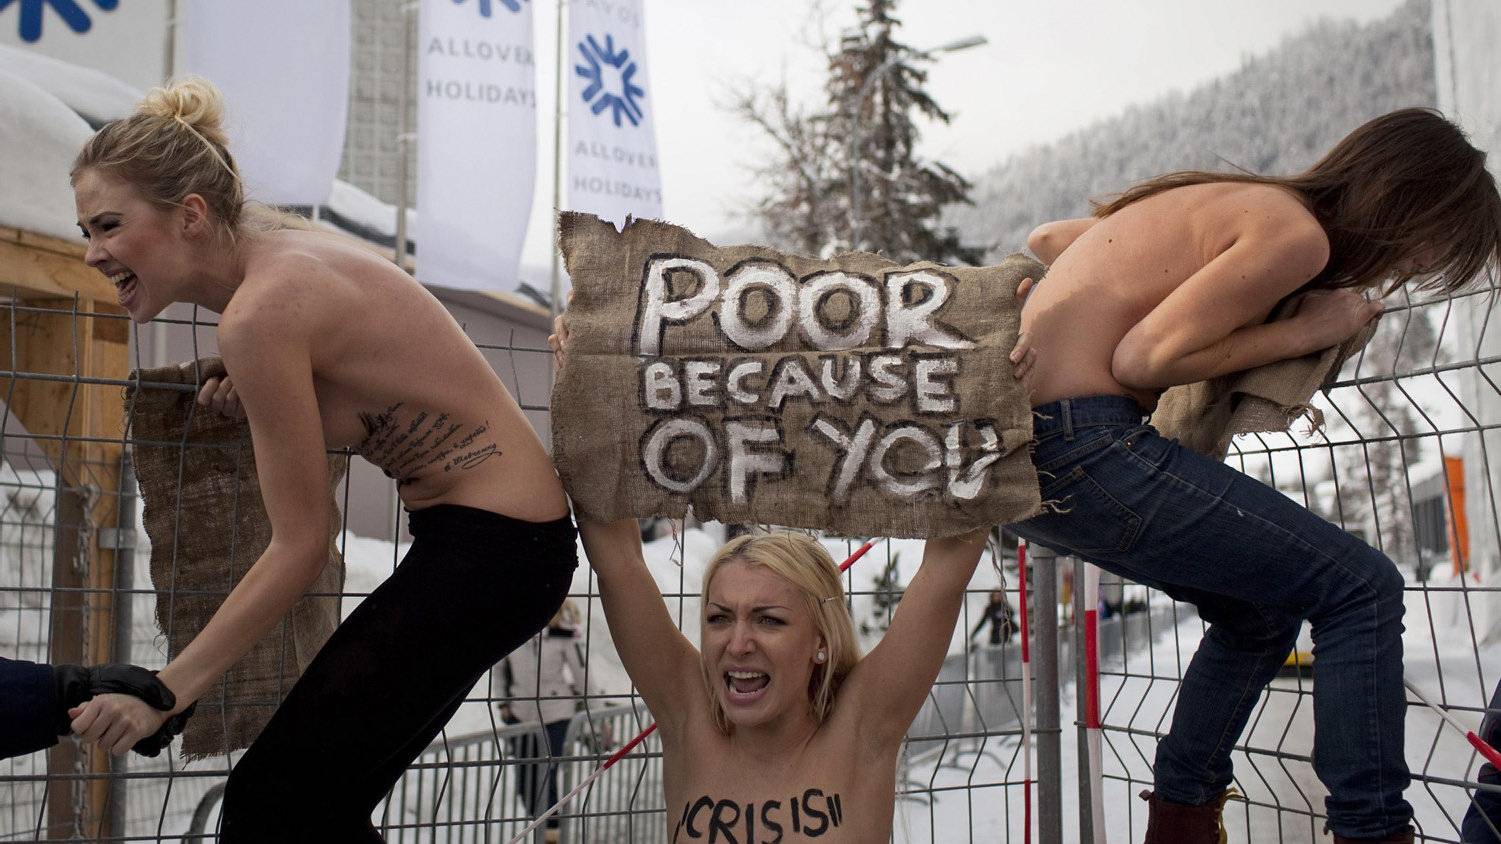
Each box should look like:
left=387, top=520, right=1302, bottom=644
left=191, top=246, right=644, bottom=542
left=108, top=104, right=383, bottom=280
left=815, top=650, right=827, bottom=664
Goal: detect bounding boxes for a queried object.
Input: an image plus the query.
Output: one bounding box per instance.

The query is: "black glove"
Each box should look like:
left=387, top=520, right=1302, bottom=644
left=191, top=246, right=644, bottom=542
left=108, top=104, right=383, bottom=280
left=132, top=704, right=195, bottom=758
left=53, top=663, right=195, bottom=757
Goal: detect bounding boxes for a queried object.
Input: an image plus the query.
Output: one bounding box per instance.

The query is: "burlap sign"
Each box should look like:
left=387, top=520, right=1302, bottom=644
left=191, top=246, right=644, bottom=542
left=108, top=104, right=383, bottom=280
left=1152, top=302, right=1378, bottom=458
left=127, top=357, right=347, bottom=759
left=553, top=213, right=1044, bottom=538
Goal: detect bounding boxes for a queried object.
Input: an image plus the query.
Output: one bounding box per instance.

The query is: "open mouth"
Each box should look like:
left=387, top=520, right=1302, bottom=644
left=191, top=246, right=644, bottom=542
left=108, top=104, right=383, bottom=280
left=725, top=670, right=770, bottom=703
left=109, top=270, right=139, bottom=307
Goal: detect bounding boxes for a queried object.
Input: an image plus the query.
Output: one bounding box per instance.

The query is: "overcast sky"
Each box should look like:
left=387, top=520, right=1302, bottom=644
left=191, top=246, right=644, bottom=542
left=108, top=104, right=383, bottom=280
left=521, top=0, right=1412, bottom=270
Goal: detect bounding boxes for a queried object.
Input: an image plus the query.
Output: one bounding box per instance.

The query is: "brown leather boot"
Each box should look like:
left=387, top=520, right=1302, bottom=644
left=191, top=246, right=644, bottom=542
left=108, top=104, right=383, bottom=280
left=1140, top=788, right=1239, bottom=844
left=1331, top=827, right=1414, bottom=844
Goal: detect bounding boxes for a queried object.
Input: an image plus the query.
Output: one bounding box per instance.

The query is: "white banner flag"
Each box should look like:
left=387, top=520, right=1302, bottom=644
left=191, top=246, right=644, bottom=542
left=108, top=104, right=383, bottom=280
left=178, top=0, right=350, bottom=207
left=567, top=0, right=662, bottom=227
left=418, top=0, right=537, bottom=293
left=0, top=0, right=166, bottom=92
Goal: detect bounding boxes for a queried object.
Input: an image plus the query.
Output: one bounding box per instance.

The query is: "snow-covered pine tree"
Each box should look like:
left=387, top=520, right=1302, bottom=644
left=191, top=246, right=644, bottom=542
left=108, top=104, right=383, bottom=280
left=734, top=0, right=983, bottom=263
left=830, top=0, right=984, bottom=263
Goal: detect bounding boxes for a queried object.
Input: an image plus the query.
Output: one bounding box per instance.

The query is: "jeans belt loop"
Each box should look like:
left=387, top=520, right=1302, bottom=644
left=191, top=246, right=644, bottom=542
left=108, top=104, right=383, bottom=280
left=1061, top=398, right=1075, bottom=441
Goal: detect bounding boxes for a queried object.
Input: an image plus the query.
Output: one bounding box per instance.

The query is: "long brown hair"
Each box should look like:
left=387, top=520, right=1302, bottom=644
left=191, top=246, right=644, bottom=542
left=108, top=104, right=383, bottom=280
left=1093, top=108, right=1501, bottom=295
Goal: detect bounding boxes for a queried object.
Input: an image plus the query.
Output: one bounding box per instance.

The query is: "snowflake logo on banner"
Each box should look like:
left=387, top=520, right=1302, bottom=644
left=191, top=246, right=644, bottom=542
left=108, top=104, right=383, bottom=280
left=575, top=33, right=645, bottom=128
left=0, top=0, right=118, bottom=43
left=450, top=0, right=526, bottom=18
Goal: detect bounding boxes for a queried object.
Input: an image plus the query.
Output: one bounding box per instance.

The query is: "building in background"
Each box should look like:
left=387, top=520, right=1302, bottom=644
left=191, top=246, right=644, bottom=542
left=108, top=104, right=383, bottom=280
left=1437, top=0, right=1501, bottom=641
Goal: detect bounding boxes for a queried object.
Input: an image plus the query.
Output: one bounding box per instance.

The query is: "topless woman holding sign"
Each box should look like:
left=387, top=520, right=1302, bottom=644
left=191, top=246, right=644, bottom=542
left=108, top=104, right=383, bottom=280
left=65, top=79, right=574, bottom=842
left=1009, top=108, right=1500, bottom=843
left=550, top=317, right=1010, bottom=842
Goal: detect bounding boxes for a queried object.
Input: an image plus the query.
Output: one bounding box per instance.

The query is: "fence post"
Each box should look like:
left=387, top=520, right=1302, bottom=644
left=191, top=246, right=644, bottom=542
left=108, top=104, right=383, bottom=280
left=45, top=478, right=88, bottom=840
left=104, top=452, right=137, bottom=840
left=1072, top=556, right=1095, bottom=844
left=1029, top=543, right=1064, bottom=844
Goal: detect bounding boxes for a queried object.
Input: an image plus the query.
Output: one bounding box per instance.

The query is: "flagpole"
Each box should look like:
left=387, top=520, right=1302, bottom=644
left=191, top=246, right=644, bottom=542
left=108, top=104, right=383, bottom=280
left=548, top=0, right=567, bottom=317
left=153, top=0, right=179, bottom=370
left=394, top=2, right=417, bottom=269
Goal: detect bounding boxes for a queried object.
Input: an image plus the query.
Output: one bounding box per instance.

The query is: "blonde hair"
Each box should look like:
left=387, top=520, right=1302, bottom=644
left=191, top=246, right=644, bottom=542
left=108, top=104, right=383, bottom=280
left=700, top=533, right=861, bottom=734
left=71, top=77, right=312, bottom=236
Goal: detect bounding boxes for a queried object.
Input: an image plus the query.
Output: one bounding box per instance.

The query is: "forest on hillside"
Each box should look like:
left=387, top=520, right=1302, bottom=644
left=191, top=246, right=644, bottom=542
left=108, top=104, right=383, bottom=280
left=947, top=0, right=1436, bottom=256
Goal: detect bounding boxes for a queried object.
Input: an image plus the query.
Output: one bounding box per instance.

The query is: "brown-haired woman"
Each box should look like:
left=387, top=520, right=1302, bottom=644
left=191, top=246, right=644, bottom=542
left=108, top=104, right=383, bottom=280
left=1012, top=108, right=1501, bottom=844
left=65, top=78, right=576, bottom=842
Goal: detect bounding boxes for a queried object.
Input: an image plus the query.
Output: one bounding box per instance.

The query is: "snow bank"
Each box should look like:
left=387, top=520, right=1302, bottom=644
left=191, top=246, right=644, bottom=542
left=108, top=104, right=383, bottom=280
left=0, top=44, right=138, bottom=128
left=0, top=68, right=93, bottom=242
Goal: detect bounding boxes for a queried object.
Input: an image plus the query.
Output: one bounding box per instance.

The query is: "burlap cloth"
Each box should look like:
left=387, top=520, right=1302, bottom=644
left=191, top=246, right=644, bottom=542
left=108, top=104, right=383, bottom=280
left=1151, top=302, right=1379, bottom=457
left=127, top=357, right=347, bottom=759
left=553, top=213, right=1044, bottom=538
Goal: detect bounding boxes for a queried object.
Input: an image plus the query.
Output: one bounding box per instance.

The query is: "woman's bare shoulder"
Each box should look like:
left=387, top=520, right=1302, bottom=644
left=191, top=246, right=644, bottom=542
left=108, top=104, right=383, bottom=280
left=1172, top=182, right=1329, bottom=269
left=228, top=232, right=412, bottom=325
left=1200, top=182, right=1323, bottom=233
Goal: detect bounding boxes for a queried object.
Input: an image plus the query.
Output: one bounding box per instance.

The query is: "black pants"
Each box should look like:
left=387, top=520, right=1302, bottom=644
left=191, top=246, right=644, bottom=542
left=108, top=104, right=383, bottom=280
left=219, top=505, right=576, bottom=843
left=513, top=719, right=570, bottom=828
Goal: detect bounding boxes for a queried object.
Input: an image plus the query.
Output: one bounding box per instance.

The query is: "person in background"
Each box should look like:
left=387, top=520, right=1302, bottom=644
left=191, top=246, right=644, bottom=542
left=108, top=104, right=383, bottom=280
left=969, top=589, right=1016, bottom=646
left=499, top=600, right=588, bottom=842
left=1462, top=680, right=1501, bottom=843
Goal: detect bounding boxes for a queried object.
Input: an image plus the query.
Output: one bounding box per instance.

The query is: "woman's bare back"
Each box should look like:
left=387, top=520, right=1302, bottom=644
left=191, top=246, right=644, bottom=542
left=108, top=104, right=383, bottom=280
left=233, top=229, right=566, bottom=520
left=1021, top=182, right=1322, bottom=411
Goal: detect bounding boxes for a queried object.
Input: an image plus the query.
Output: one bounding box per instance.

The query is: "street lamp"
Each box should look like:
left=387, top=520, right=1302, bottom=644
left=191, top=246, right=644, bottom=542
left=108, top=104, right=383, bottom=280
left=847, top=34, right=988, bottom=250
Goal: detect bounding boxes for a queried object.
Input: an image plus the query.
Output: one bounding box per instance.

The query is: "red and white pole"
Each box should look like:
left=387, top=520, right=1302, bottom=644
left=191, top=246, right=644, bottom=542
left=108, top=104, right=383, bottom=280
left=1404, top=678, right=1501, bottom=770
left=1018, top=540, right=1034, bottom=844
left=1083, top=562, right=1106, bottom=844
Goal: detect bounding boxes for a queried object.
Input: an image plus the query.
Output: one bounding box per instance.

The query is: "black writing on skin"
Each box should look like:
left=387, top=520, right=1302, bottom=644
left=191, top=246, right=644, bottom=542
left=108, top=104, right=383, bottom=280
left=356, top=403, right=500, bottom=484
left=672, top=788, right=844, bottom=843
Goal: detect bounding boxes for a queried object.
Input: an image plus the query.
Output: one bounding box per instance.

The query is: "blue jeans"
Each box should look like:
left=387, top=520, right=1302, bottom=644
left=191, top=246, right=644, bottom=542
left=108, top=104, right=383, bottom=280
left=1462, top=680, right=1501, bottom=842
left=1012, top=396, right=1412, bottom=839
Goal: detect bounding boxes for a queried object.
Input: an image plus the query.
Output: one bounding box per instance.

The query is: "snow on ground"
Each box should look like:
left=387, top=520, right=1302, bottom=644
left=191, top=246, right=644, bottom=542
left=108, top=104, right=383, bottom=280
left=7, top=501, right=1501, bottom=841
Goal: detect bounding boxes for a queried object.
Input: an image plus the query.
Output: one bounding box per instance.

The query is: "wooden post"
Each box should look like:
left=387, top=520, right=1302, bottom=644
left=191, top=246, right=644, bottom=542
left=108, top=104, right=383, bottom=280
left=0, top=228, right=129, bottom=839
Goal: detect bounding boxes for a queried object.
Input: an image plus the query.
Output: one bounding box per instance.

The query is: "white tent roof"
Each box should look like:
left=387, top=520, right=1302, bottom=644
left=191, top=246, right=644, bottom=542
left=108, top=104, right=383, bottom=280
left=0, top=66, right=94, bottom=243
left=0, top=44, right=139, bottom=128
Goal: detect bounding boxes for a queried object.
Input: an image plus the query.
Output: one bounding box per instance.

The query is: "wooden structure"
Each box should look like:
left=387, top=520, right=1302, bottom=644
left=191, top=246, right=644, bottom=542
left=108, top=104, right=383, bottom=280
left=0, top=224, right=130, bottom=839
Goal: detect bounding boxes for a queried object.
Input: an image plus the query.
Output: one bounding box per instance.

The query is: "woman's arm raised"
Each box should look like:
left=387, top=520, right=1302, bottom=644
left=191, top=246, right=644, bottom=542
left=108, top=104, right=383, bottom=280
left=840, top=528, right=988, bottom=748
left=578, top=517, right=704, bottom=731
left=553, top=314, right=703, bottom=730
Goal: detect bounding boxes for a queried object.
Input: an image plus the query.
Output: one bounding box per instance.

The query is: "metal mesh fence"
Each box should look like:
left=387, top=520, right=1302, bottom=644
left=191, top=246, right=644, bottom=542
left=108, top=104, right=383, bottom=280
left=5, top=266, right=1499, bottom=844
left=1067, top=279, right=1501, bottom=843
left=0, top=297, right=1030, bottom=842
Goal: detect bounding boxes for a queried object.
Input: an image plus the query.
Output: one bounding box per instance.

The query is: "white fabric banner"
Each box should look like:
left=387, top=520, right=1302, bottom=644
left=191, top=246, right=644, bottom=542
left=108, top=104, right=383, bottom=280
left=178, top=0, right=350, bottom=207
left=0, top=0, right=167, bottom=92
left=418, top=0, right=537, bottom=293
left=567, top=0, right=662, bottom=228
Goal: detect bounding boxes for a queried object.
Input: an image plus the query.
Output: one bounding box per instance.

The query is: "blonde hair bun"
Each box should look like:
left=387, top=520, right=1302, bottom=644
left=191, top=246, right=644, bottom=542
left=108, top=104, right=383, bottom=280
left=137, top=76, right=230, bottom=150
left=73, top=74, right=247, bottom=232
